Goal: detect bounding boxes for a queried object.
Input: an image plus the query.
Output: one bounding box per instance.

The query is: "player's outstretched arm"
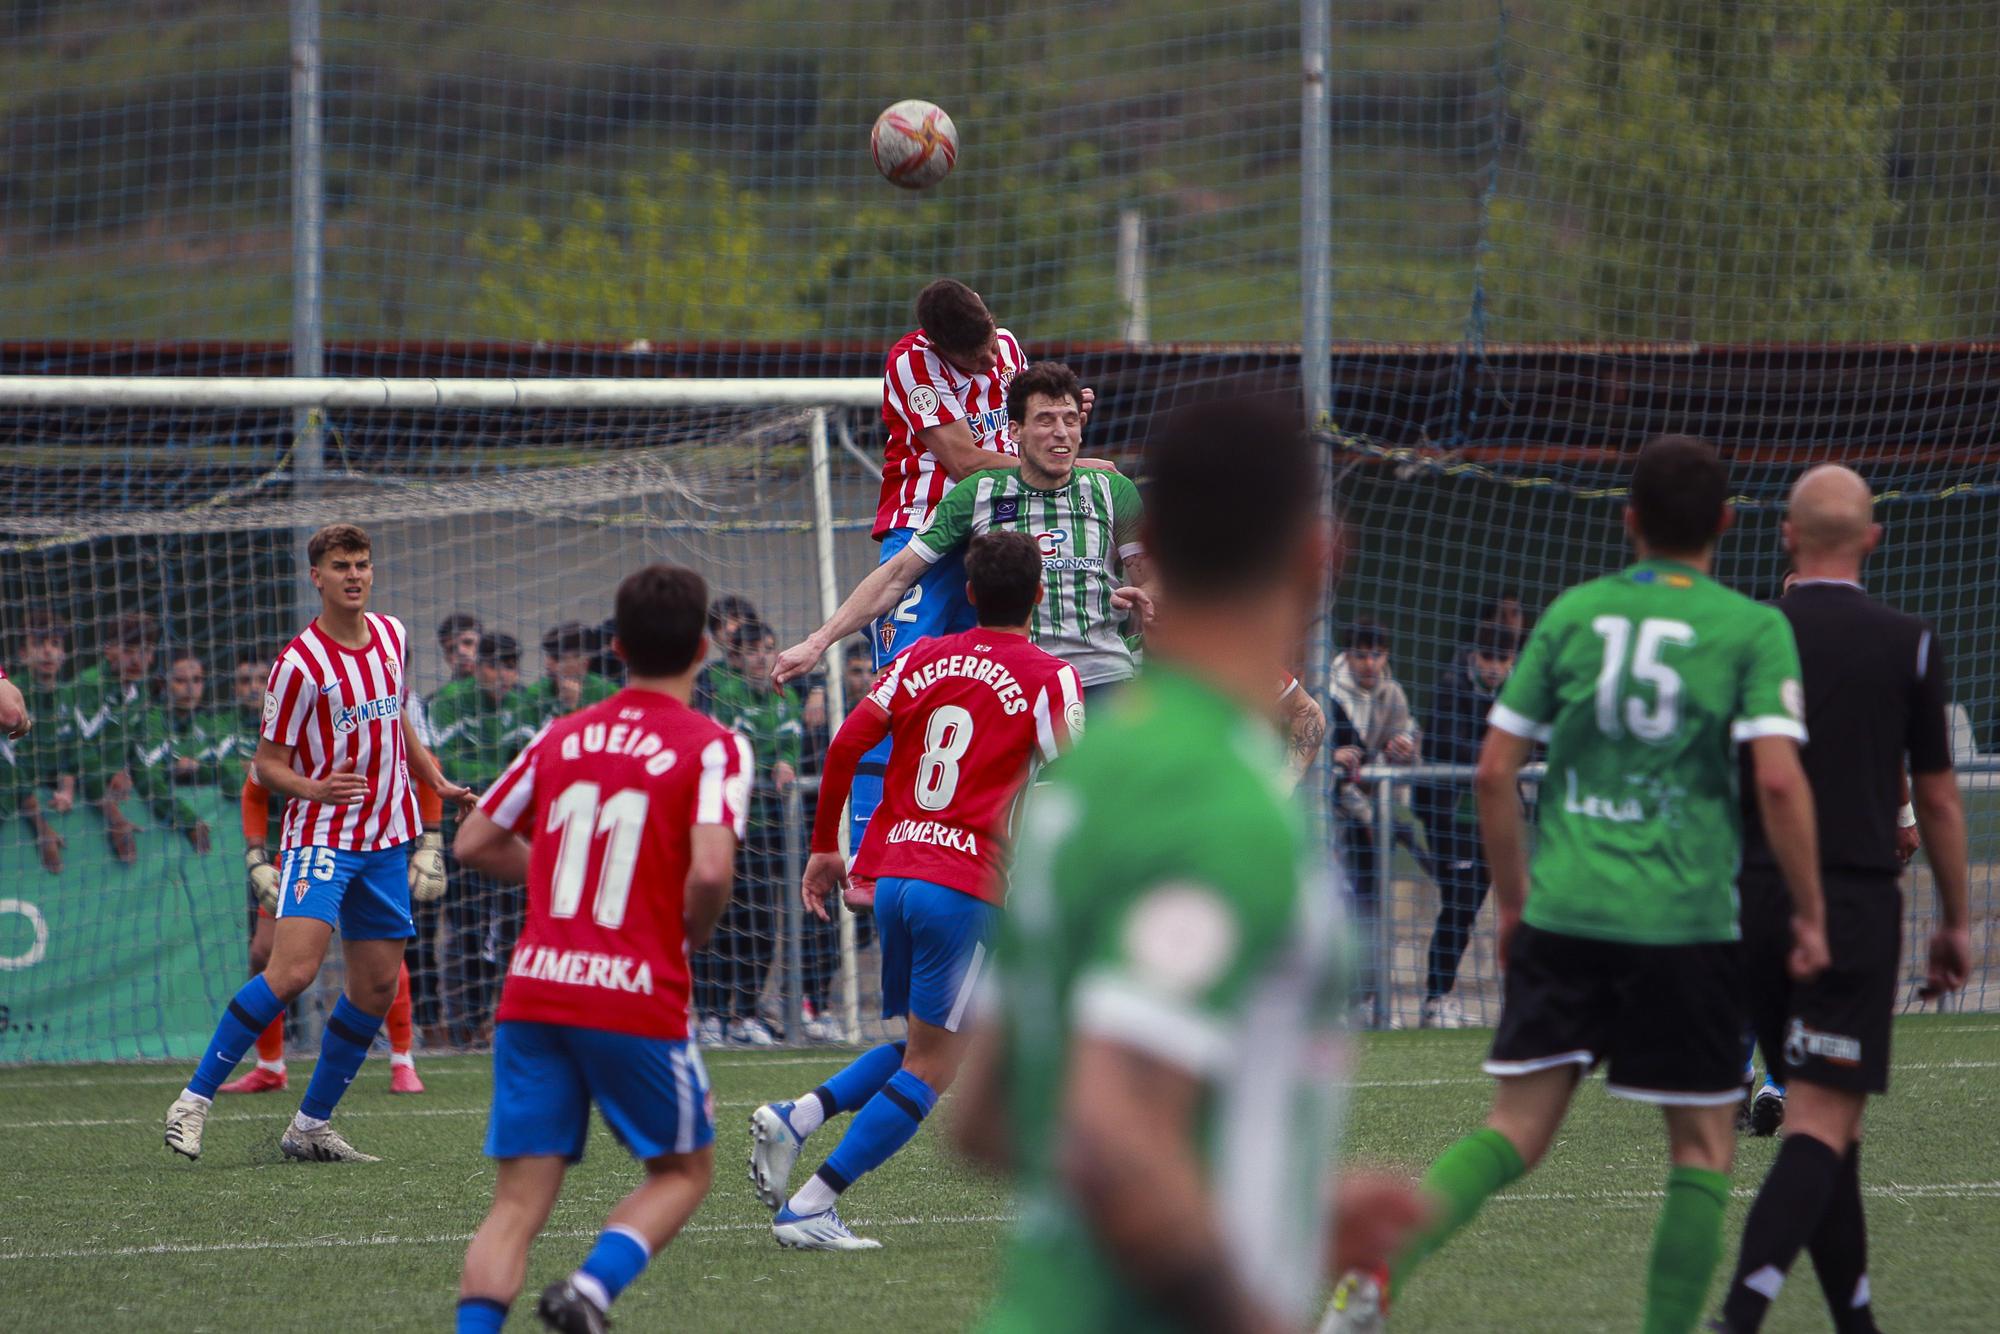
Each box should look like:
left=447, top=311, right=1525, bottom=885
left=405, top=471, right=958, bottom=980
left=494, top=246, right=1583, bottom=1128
left=919, top=419, right=1008, bottom=483
left=1058, top=1037, right=1292, bottom=1334
left=1474, top=726, right=1535, bottom=964
left=1748, top=735, right=1830, bottom=980
left=1911, top=768, right=1972, bottom=997
left=773, top=548, right=928, bottom=685
left=452, top=809, right=530, bottom=885
left=684, top=826, right=736, bottom=950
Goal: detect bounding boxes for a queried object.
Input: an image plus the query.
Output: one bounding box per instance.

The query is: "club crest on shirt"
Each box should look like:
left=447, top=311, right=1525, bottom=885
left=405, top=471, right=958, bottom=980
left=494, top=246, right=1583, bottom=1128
left=994, top=498, right=1021, bottom=523
left=332, top=695, right=402, bottom=734
left=907, top=385, right=940, bottom=418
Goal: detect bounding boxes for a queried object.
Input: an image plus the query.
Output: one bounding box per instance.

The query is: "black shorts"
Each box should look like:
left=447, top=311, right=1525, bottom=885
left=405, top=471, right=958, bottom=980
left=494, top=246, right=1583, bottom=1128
left=1487, top=924, right=1745, bottom=1105
left=1741, top=868, right=1900, bottom=1094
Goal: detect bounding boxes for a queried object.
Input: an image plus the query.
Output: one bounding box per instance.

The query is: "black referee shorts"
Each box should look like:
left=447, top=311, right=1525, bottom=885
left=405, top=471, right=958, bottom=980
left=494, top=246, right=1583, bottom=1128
left=1485, top=924, right=1746, bottom=1105
left=1741, top=868, right=1901, bottom=1094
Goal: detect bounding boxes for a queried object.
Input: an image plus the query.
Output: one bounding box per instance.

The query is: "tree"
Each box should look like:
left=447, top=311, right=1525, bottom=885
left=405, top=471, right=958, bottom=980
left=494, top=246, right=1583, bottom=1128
left=1489, top=0, right=1918, bottom=341
left=467, top=153, right=828, bottom=340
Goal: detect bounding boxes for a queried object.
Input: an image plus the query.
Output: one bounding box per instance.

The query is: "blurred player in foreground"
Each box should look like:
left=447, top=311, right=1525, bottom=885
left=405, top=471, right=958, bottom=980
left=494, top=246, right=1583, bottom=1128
left=164, top=524, right=471, bottom=1164
left=1711, top=466, right=1970, bottom=1334
left=1333, top=437, right=1830, bottom=1334
left=452, top=564, right=752, bottom=1334
left=749, top=530, right=1082, bottom=1250
left=954, top=398, right=1427, bottom=1332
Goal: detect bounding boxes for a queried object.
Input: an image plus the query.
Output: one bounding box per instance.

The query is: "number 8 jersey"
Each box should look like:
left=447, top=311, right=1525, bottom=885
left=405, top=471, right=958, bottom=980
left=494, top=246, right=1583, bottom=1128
left=847, top=628, right=1083, bottom=905
left=1488, top=558, right=1806, bottom=946
left=478, top=688, right=752, bottom=1039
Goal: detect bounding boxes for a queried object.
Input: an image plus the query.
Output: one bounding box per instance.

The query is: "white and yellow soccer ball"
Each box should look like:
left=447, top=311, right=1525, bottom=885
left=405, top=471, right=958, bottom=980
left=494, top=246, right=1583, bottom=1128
left=870, top=100, right=959, bottom=190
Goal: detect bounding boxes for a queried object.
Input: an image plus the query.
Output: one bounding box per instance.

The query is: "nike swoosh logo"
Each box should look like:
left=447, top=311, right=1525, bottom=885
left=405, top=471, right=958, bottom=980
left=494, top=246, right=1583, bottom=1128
left=320, top=683, right=339, bottom=695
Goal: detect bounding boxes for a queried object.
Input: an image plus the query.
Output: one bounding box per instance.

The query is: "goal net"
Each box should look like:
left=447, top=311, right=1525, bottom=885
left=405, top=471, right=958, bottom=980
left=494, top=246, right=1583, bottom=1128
left=0, top=387, right=918, bottom=1061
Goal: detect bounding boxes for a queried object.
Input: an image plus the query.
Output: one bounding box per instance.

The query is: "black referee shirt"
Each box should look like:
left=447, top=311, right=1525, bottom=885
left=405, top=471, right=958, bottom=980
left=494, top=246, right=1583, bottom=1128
left=1740, top=580, right=1953, bottom=875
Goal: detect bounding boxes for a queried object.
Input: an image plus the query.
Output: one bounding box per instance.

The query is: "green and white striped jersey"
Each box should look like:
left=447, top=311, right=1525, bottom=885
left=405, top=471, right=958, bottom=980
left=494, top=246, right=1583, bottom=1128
left=907, top=467, right=1144, bottom=687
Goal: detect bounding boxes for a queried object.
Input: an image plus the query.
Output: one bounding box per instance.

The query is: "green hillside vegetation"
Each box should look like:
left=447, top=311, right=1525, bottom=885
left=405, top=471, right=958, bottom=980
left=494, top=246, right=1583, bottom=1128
left=2, top=1, right=1997, bottom=344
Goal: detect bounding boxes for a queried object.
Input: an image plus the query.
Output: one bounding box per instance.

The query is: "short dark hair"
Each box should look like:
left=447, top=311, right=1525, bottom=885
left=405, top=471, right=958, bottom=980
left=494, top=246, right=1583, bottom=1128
left=169, top=647, right=204, bottom=667
left=541, top=621, right=595, bottom=658
left=1348, top=619, right=1388, bottom=652
left=307, top=523, right=371, bottom=567
left=1472, top=620, right=1520, bottom=658
left=108, top=611, right=158, bottom=648
left=965, top=531, right=1044, bottom=627
left=1141, top=397, right=1317, bottom=601
left=1006, top=361, right=1083, bottom=424
left=477, top=632, right=520, bottom=666
left=915, top=278, right=994, bottom=355
left=617, top=564, right=709, bottom=677
left=1629, top=434, right=1729, bottom=555
left=706, top=593, right=760, bottom=637
left=437, top=612, right=481, bottom=646
left=19, top=609, right=66, bottom=646
left=729, top=618, right=775, bottom=654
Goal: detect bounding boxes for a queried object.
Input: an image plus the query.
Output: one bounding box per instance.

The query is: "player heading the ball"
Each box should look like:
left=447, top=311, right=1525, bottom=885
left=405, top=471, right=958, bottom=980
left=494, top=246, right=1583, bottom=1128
left=451, top=563, right=753, bottom=1334
left=778, top=361, right=1152, bottom=706
left=749, top=530, right=1083, bottom=1251
left=164, top=524, right=473, bottom=1166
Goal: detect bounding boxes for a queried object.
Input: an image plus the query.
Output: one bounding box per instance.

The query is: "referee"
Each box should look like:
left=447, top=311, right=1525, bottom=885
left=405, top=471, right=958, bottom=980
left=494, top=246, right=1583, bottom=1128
left=1713, top=465, right=1973, bottom=1334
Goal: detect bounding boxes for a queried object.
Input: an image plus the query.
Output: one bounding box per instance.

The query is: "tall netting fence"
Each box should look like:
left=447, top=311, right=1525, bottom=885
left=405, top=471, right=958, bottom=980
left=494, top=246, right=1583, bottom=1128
left=0, top=403, right=900, bottom=1060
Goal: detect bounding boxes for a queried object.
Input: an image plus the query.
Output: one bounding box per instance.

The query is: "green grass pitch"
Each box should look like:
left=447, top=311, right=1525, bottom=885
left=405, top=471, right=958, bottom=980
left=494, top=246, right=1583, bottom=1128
left=2, top=1016, right=1995, bottom=1331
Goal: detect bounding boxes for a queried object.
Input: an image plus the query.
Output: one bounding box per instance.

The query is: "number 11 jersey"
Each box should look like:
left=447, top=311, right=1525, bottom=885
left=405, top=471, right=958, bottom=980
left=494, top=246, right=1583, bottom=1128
left=855, top=628, right=1083, bottom=905
left=1488, top=559, right=1805, bottom=946
left=478, top=688, right=752, bottom=1039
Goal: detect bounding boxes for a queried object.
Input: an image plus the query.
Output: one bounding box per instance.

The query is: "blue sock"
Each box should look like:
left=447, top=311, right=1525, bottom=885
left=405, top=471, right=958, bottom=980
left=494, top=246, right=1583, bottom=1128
left=821, top=1069, right=939, bottom=1189
left=187, top=975, right=286, bottom=1099
left=813, top=1040, right=906, bottom=1117
left=574, top=1226, right=650, bottom=1310
left=455, top=1297, right=508, bottom=1333
left=299, top=995, right=385, bottom=1120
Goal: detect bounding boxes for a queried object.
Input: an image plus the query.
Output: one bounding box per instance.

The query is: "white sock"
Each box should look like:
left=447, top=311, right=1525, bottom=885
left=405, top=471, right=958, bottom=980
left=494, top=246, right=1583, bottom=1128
left=388, top=1052, right=415, bottom=1069
left=790, top=1092, right=828, bottom=1137
left=786, top=1174, right=839, bottom=1216
left=256, top=1059, right=286, bottom=1074
left=291, top=1111, right=328, bottom=1133
left=179, top=1088, right=212, bottom=1108
left=570, top=1272, right=611, bottom=1313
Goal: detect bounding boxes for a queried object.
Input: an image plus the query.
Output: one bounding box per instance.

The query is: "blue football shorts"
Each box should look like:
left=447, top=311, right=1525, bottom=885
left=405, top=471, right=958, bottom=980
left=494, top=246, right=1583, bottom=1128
left=274, top=844, right=414, bottom=941
left=875, top=875, right=1001, bottom=1033
left=485, top=1021, right=715, bottom=1163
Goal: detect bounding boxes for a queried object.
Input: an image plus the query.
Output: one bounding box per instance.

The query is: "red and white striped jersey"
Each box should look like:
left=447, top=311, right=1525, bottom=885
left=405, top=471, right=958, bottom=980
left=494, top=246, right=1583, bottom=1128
left=481, top=689, right=754, bottom=1040
left=875, top=326, right=1026, bottom=538
left=262, top=613, right=421, bottom=851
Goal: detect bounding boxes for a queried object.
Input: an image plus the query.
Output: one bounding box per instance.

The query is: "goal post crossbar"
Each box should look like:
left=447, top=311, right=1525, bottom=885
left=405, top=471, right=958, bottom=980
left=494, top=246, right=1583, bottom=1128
left=0, top=376, right=882, bottom=410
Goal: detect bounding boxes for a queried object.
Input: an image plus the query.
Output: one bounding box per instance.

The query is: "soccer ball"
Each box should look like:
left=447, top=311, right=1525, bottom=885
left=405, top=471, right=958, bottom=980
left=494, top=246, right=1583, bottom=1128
left=870, top=100, right=959, bottom=190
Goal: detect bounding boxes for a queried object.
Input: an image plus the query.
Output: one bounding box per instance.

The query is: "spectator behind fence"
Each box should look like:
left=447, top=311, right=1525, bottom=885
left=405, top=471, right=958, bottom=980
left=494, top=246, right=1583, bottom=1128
left=125, top=647, right=214, bottom=854
left=438, top=612, right=482, bottom=684
left=73, top=612, right=160, bottom=863
left=429, top=631, right=540, bottom=1044
left=12, top=614, right=83, bottom=835
left=1411, top=615, right=1521, bottom=1028
left=1328, top=617, right=1422, bottom=1018
left=692, top=593, right=762, bottom=716
left=786, top=634, right=876, bottom=1042
left=694, top=618, right=802, bottom=1047
left=533, top=621, right=617, bottom=726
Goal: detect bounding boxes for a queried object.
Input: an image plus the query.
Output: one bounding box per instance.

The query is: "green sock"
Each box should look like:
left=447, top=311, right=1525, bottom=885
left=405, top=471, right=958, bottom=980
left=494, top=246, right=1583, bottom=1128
left=1389, top=1126, right=1527, bottom=1296
left=1643, top=1165, right=1731, bottom=1334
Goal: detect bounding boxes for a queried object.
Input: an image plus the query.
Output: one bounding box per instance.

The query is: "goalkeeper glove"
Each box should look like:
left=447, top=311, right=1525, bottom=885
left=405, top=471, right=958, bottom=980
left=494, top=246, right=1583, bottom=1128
left=409, top=831, right=447, bottom=902
left=246, top=845, right=280, bottom=914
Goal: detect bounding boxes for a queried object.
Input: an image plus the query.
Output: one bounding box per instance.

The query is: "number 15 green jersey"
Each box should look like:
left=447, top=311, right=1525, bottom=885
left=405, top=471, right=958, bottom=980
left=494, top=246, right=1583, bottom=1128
left=1489, top=559, right=1805, bottom=945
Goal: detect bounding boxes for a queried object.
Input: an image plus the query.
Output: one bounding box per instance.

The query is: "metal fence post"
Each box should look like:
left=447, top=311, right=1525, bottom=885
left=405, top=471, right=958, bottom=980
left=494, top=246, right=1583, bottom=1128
left=1374, top=773, right=1396, bottom=1031
left=780, top=779, right=806, bottom=1044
